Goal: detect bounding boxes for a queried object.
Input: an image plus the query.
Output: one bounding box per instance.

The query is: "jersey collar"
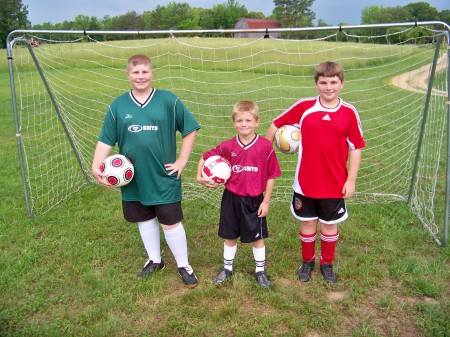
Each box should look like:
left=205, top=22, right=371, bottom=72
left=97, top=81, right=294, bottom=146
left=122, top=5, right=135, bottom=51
left=129, top=88, right=155, bottom=108
left=237, top=134, right=258, bottom=149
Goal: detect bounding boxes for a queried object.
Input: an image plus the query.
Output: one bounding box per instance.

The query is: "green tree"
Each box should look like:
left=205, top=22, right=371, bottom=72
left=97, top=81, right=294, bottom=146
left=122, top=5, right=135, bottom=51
left=362, top=3, right=440, bottom=25
left=317, top=18, right=330, bottom=27
left=388, top=6, right=411, bottom=22
left=143, top=11, right=153, bottom=30
left=273, top=0, right=315, bottom=27
left=404, top=2, right=439, bottom=21
left=211, top=4, right=228, bottom=29
left=1, top=0, right=30, bottom=48
left=109, top=11, right=144, bottom=31
left=100, top=15, right=112, bottom=30
left=439, top=10, right=450, bottom=25
left=178, top=8, right=202, bottom=31
left=360, top=3, right=443, bottom=42
left=273, top=0, right=315, bottom=38
left=198, top=9, right=215, bottom=29
left=212, top=0, right=247, bottom=29
left=246, top=11, right=266, bottom=19
left=149, top=2, right=193, bottom=30
left=73, top=15, right=91, bottom=30
left=362, top=5, right=410, bottom=24
left=362, top=6, right=390, bottom=24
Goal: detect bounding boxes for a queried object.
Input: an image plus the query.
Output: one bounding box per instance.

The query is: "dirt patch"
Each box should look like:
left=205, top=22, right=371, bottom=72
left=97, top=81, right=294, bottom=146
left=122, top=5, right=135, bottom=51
left=327, top=290, right=348, bottom=302
left=391, top=55, right=447, bottom=96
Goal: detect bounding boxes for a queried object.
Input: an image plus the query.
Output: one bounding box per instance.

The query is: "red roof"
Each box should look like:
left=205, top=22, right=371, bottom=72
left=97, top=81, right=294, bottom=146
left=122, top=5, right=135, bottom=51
left=240, top=19, right=280, bottom=29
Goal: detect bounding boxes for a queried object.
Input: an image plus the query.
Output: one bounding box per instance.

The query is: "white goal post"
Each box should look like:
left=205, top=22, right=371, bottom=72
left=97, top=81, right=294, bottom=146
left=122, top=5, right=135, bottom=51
left=6, top=22, right=450, bottom=246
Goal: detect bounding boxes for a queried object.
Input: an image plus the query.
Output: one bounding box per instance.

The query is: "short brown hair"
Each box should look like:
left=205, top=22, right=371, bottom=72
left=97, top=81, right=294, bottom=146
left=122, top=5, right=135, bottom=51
left=232, top=101, right=259, bottom=121
left=314, top=61, right=344, bottom=82
left=127, top=54, right=152, bottom=72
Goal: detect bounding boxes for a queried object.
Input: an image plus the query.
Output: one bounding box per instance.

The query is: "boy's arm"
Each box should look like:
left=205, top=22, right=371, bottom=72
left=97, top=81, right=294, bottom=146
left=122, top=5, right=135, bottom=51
left=258, top=178, right=276, bottom=217
left=196, top=156, right=219, bottom=188
left=196, top=157, right=205, bottom=182
left=342, top=148, right=362, bottom=198
left=92, top=141, right=113, bottom=187
left=165, top=130, right=197, bottom=179
left=266, top=122, right=278, bottom=143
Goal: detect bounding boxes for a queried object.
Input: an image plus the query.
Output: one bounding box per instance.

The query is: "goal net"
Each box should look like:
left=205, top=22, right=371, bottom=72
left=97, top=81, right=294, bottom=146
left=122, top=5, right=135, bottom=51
left=6, top=23, right=449, bottom=245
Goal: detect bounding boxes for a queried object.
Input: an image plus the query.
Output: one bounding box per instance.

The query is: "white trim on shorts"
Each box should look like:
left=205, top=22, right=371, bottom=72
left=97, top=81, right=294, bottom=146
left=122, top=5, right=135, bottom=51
left=290, top=203, right=348, bottom=225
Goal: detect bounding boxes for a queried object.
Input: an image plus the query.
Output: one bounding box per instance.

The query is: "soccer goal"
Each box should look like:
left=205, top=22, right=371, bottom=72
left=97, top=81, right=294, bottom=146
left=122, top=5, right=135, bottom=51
left=6, top=22, right=449, bottom=246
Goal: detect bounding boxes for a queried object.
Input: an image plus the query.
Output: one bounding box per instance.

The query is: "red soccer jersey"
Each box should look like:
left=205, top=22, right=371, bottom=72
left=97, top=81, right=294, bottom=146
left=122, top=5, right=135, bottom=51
left=273, top=96, right=365, bottom=198
left=203, top=135, right=282, bottom=197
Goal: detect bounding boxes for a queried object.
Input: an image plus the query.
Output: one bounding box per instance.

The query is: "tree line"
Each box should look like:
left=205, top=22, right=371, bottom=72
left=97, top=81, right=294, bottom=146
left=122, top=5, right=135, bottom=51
left=2, top=0, right=450, bottom=47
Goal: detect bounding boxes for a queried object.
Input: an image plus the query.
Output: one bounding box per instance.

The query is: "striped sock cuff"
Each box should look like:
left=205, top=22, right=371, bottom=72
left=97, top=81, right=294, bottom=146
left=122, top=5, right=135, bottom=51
left=320, top=232, right=339, bottom=242
left=300, top=232, right=317, bottom=243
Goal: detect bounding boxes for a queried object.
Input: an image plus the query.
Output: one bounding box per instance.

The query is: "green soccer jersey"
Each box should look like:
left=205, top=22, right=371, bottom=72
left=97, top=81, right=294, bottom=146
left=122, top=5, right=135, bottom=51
left=98, top=89, right=200, bottom=205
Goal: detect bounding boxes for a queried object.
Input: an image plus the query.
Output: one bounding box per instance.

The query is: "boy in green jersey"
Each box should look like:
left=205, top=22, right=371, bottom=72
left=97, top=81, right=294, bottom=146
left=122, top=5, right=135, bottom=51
left=92, top=54, right=200, bottom=288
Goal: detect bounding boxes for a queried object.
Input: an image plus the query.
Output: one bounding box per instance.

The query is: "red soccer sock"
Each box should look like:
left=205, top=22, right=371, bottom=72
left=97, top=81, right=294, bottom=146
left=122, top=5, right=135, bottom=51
left=300, top=231, right=317, bottom=262
left=320, top=231, right=339, bottom=266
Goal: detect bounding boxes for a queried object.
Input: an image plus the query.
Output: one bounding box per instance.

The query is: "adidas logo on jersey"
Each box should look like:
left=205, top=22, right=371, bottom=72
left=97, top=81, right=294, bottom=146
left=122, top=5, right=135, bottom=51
left=322, top=114, right=331, bottom=121
left=338, top=207, right=345, bottom=214
left=125, top=114, right=133, bottom=119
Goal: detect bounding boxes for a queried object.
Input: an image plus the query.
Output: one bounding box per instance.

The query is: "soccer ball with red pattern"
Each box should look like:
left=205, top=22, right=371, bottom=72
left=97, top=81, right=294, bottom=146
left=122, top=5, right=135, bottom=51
left=100, top=154, right=134, bottom=187
left=202, top=155, right=231, bottom=184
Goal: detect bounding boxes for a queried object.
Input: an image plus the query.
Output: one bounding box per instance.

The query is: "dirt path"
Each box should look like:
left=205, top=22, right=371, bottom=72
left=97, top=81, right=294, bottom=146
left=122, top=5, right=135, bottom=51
left=390, top=55, right=447, bottom=96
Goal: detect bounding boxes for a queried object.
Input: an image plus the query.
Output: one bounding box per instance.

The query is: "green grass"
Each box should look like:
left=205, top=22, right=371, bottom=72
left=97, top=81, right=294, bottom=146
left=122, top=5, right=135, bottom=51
left=1, top=40, right=449, bottom=336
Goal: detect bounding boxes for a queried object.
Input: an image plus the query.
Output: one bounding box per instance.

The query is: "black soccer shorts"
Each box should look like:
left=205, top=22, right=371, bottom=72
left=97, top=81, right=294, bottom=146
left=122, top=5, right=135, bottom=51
left=290, top=192, right=348, bottom=225
left=218, top=188, right=268, bottom=243
left=122, top=200, right=183, bottom=225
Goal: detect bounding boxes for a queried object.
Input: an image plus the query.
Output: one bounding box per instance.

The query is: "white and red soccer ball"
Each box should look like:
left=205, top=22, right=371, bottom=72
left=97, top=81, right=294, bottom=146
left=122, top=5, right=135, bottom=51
left=275, top=124, right=301, bottom=154
left=202, top=155, right=232, bottom=184
left=100, top=154, right=134, bottom=187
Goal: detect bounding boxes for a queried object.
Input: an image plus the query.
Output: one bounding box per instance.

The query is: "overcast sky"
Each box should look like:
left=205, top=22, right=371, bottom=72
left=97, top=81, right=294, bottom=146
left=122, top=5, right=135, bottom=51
left=25, top=0, right=449, bottom=26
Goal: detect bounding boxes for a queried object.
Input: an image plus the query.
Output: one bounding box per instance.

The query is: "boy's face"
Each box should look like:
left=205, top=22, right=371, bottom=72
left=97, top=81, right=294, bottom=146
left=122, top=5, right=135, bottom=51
left=233, top=111, right=259, bottom=138
left=127, top=63, right=154, bottom=92
left=315, top=75, right=344, bottom=106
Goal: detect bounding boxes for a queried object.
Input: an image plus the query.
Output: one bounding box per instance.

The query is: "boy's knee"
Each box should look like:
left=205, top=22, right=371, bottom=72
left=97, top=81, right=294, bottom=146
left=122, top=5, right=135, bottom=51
left=300, top=220, right=318, bottom=233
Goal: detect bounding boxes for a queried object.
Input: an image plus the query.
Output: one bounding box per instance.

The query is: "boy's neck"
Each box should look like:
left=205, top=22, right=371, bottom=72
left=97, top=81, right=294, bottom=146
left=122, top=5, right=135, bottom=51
left=238, top=133, right=257, bottom=145
left=132, top=87, right=153, bottom=102
left=320, top=97, right=340, bottom=109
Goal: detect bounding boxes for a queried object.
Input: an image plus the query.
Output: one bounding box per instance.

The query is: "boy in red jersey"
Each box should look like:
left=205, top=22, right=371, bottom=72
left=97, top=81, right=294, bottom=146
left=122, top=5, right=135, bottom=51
left=197, top=101, right=281, bottom=289
left=266, top=61, right=365, bottom=283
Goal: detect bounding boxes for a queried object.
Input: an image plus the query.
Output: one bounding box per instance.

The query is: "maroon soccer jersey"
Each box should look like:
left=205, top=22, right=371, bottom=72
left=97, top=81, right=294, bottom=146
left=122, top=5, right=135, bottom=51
left=203, top=135, right=281, bottom=197
left=273, top=96, right=365, bottom=198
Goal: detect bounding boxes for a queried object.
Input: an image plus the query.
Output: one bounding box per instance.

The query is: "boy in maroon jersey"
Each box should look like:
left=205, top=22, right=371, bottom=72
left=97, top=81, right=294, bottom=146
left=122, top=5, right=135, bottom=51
left=266, top=61, right=365, bottom=283
left=197, top=101, right=281, bottom=289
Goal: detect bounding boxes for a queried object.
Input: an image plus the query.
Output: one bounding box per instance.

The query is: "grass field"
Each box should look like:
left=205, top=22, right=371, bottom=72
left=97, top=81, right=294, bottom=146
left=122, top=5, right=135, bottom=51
left=1, top=38, right=449, bottom=337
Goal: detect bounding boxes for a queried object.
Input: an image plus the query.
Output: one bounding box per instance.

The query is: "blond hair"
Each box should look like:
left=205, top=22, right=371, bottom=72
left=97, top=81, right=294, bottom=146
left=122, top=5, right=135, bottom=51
left=314, top=61, right=344, bottom=82
left=127, top=54, right=153, bottom=72
left=232, top=101, right=259, bottom=121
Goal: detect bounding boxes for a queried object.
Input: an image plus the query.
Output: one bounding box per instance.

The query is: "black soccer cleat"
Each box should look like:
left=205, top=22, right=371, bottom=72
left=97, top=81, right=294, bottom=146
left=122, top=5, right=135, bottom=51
left=213, top=268, right=233, bottom=285
left=254, top=271, right=272, bottom=289
left=320, top=263, right=337, bottom=284
left=298, top=261, right=315, bottom=282
left=178, top=265, right=199, bottom=288
left=137, top=259, right=165, bottom=277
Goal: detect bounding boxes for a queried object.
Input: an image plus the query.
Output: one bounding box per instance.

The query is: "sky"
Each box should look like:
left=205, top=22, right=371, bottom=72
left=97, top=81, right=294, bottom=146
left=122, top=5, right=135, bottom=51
left=25, top=0, right=449, bottom=26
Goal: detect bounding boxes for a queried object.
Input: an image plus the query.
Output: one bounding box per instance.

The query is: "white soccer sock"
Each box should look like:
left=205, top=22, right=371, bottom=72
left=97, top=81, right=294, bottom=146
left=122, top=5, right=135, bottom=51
left=138, top=218, right=161, bottom=263
left=253, top=246, right=266, bottom=273
left=163, top=223, right=189, bottom=268
left=223, top=243, right=237, bottom=272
